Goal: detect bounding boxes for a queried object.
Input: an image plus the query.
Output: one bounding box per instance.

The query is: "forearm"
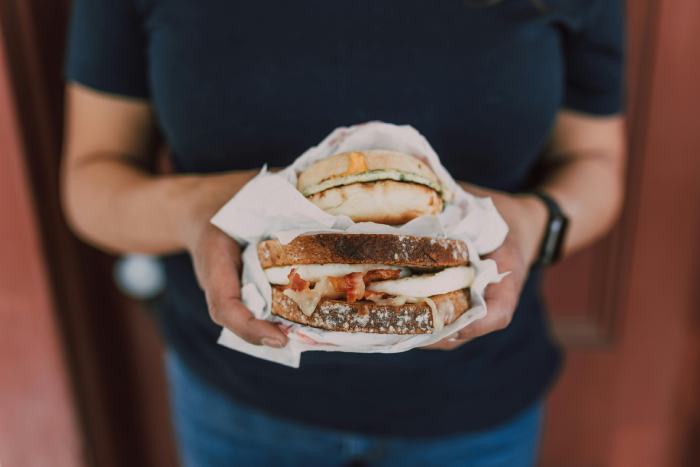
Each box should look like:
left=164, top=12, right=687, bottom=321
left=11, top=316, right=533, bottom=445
left=462, top=111, right=625, bottom=266
left=61, top=155, right=254, bottom=254
left=539, top=153, right=624, bottom=255
left=460, top=150, right=623, bottom=266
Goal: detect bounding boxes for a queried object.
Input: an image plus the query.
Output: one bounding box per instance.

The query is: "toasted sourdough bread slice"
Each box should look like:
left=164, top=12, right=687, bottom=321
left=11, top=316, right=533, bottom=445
left=271, top=286, right=470, bottom=334
left=258, top=233, right=468, bottom=270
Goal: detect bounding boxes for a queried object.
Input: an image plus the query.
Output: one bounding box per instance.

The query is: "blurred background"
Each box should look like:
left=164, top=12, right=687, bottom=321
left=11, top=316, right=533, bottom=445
left=1, top=1, right=699, bottom=466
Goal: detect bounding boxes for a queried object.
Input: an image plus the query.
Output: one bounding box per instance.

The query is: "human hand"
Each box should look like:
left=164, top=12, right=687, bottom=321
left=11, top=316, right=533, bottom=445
left=180, top=173, right=288, bottom=348
left=423, top=189, right=546, bottom=350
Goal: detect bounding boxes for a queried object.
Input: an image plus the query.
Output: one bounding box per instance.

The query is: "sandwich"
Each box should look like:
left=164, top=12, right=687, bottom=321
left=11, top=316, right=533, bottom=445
left=297, top=150, right=448, bottom=224
left=258, top=233, right=474, bottom=334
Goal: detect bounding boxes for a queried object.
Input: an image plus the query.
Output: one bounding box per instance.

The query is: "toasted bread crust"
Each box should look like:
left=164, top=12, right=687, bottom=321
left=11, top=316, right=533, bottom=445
left=258, top=233, right=468, bottom=270
left=271, top=287, right=470, bottom=334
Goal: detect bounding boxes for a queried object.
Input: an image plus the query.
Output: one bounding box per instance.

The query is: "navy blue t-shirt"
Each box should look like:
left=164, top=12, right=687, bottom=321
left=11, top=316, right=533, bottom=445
left=66, top=0, right=623, bottom=437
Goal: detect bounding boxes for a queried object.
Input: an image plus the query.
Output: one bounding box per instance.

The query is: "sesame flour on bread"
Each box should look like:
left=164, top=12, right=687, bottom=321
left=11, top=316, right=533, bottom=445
left=258, top=233, right=474, bottom=334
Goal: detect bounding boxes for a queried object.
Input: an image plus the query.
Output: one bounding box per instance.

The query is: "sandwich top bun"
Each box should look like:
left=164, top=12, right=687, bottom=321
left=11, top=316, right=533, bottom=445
left=257, top=233, right=469, bottom=270
left=297, top=150, right=445, bottom=224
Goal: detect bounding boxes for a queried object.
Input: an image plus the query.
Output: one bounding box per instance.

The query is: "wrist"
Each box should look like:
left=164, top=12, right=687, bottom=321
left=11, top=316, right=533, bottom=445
left=517, top=194, right=549, bottom=266
left=175, top=171, right=257, bottom=250
left=497, top=193, right=548, bottom=267
left=457, top=182, right=549, bottom=267
left=172, top=175, right=212, bottom=251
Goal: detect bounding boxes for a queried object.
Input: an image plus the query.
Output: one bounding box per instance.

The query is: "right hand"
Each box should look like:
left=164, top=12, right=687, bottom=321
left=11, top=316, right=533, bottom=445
left=180, top=174, right=288, bottom=348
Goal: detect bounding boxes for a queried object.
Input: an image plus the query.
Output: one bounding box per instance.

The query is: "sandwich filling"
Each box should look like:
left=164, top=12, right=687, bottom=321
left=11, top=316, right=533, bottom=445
left=297, top=151, right=449, bottom=206
left=266, top=264, right=474, bottom=331
left=264, top=263, right=410, bottom=285
left=300, top=169, right=444, bottom=198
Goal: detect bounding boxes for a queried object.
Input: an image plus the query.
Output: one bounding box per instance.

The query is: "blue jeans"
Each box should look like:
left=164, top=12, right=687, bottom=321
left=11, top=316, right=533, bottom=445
left=166, top=351, right=543, bottom=467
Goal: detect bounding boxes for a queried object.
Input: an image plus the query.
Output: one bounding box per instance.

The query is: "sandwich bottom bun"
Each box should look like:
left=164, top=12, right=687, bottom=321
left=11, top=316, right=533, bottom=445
left=307, top=180, right=443, bottom=225
left=271, top=286, right=470, bottom=334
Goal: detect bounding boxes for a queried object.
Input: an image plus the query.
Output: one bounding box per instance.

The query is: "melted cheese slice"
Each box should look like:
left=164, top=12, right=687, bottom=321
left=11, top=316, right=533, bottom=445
left=265, top=263, right=409, bottom=285
left=281, top=277, right=341, bottom=316
left=367, top=266, right=474, bottom=298
left=343, top=151, right=368, bottom=175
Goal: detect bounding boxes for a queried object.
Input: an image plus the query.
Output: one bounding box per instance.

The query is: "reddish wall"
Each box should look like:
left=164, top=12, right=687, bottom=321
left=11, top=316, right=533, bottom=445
left=0, top=30, right=84, bottom=467
left=540, top=0, right=700, bottom=465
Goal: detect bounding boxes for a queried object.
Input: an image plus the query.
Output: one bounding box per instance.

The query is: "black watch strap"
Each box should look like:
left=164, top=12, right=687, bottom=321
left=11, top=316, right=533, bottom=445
left=529, top=190, right=569, bottom=267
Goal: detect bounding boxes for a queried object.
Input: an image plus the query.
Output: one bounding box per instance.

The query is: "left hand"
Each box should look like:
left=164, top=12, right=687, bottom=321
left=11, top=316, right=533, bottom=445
left=423, top=189, right=547, bottom=350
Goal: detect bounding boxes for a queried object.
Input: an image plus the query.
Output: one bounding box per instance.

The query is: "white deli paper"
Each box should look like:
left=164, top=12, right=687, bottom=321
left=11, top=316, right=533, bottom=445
left=211, top=121, right=509, bottom=368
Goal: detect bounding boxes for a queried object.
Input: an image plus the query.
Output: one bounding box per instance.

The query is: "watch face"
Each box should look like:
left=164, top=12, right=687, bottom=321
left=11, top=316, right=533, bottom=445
left=549, top=214, right=569, bottom=264
left=551, top=218, right=564, bottom=234
left=531, top=190, right=569, bottom=266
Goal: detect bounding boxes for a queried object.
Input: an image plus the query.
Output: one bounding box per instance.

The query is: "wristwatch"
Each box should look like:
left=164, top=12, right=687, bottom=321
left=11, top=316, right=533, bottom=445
left=529, top=190, right=569, bottom=267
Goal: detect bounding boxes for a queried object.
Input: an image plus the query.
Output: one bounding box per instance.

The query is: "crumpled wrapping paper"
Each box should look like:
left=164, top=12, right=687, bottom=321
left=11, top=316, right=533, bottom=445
left=211, top=121, right=509, bottom=367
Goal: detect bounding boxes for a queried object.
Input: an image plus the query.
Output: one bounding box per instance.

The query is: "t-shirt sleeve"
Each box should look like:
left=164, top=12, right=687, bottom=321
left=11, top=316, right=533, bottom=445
left=65, top=0, right=149, bottom=98
left=562, top=0, right=625, bottom=115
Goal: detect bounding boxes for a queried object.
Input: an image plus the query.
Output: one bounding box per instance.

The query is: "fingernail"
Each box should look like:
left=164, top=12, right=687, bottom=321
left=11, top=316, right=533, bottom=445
left=262, top=337, right=285, bottom=348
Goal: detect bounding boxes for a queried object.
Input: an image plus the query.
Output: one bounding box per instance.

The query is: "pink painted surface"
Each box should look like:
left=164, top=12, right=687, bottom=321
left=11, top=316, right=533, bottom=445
left=0, top=33, right=84, bottom=467
left=541, top=0, right=700, bottom=465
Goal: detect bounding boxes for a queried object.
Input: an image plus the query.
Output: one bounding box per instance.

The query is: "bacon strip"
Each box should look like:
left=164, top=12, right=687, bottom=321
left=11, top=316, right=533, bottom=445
left=344, top=272, right=366, bottom=303
left=287, top=269, right=401, bottom=304
left=363, top=290, right=387, bottom=301
left=327, top=276, right=346, bottom=294
left=363, top=269, right=402, bottom=284
left=287, top=269, right=309, bottom=292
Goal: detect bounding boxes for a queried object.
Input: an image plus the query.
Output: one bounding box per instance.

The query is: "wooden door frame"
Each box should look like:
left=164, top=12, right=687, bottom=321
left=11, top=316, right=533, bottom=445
left=0, top=1, right=155, bottom=466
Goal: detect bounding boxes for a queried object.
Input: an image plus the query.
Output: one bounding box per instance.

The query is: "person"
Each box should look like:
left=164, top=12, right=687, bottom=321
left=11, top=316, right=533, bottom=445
left=61, top=1, right=626, bottom=466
